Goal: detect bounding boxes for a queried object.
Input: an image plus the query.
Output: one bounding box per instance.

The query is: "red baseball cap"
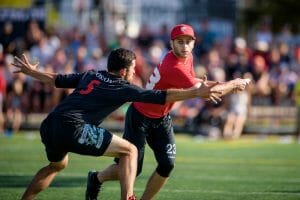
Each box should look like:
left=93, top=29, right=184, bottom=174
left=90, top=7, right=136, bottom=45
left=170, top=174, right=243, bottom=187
left=170, top=24, right=196, bottom=40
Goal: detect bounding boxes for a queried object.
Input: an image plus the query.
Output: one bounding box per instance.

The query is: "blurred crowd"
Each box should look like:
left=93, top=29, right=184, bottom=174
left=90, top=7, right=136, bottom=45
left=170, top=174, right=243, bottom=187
left=0, top=19, right=300, bottom=139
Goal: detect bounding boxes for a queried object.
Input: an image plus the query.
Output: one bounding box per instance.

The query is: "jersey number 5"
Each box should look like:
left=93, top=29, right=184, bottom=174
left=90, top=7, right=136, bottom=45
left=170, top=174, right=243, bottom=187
left=79, top=80, right=101, bottom=95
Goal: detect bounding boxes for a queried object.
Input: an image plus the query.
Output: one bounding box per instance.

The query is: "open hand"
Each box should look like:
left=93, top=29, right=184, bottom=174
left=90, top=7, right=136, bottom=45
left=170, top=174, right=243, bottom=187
left=11, top=54, right=39, bottom=75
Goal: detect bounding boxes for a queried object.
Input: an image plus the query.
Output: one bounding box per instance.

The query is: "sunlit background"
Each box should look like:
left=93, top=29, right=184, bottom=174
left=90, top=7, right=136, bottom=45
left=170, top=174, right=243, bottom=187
left=0, top=0, right=300, bottom=142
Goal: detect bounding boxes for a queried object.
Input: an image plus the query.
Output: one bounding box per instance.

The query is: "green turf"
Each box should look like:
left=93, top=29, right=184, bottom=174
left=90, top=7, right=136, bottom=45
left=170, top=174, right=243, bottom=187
left=0, top=132, right=300, bottom=200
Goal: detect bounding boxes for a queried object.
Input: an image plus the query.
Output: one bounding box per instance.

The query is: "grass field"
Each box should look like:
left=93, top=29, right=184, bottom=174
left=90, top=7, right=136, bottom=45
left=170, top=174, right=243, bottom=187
left=0, top=132, right=300, bottom=200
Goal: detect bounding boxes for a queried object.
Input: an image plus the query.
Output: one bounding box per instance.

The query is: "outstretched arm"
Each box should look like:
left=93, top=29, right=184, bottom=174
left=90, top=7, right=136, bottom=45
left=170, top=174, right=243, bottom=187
left=196, top=76, right=251, bottom=96
left=165, top=77, right=222, bottom=103
left=12, top=54, right=58, bottom=86
left=212, top=78, right=251, bottom=97
left=165, top=77, right=251, bottom=104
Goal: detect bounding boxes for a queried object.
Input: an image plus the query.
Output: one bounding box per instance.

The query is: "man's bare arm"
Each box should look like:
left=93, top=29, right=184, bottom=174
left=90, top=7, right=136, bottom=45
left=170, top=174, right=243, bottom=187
left=11, top=54, right=57, bottom=86
left=212, top=78, right=251, bottom=97
left=165, top=78, right=250, bottom=103
left=165, top=80, right=222, bottom=103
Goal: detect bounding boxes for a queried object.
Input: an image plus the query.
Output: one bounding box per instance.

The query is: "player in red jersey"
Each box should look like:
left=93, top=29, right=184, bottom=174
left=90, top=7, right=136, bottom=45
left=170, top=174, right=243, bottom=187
left=91, top=24, right=251, bottom=199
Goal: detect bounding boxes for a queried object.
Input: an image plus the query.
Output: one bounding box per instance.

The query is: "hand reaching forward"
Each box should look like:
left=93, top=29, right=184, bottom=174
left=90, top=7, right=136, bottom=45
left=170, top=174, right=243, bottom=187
left=11, top=54, right=39, bottom=75
left=232, top=78, right=251, bottom=92
left=199, top=77, right=251, bottom=103
left=198, top=76, right=222, bottom=104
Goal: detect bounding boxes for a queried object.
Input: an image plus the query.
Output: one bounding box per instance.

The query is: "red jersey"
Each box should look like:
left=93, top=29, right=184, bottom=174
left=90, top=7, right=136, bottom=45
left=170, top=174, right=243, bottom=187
left=133, top=51, right=198, bottom=118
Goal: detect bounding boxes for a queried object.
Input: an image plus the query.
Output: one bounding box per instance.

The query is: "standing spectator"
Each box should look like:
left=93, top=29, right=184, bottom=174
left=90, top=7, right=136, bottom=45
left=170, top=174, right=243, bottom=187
left=223, top=72, right=252, bottom=140
left=225, top=37, right=252, bottom=80
left=223, top=39, right=253, bottom=138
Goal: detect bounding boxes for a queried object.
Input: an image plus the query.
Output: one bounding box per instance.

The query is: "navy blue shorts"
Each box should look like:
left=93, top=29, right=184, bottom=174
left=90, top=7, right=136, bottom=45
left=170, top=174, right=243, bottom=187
left=40, top=113, right=113, bottom=162
left=120, top=104, right=176, bottom=175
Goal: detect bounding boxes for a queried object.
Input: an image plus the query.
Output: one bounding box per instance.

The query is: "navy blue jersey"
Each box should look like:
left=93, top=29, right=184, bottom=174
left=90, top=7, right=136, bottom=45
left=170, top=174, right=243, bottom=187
left=52, top=70, right=167, bottom=126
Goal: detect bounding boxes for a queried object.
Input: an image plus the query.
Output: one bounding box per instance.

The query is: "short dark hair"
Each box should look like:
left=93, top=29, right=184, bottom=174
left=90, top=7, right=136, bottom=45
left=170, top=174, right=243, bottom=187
left=107, top=48, right=136, bottom=72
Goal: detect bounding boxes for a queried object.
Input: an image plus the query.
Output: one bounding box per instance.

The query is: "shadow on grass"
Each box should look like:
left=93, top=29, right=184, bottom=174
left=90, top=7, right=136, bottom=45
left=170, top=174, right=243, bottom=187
left=0, top=175, right=86, bottom=188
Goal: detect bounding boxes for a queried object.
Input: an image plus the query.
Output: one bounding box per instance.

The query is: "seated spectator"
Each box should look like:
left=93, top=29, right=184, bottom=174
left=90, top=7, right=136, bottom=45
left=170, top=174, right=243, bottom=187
left=0, top=21, right=16, bottom=54
left=250, top=55, right=271, bottom=105
left=25, top=20, right=43, bottom=50
left=171, top=98, right=204, bottom=132
left=192, top=101, right=227, bottom=140
left=47, top=48, right=68, bottom=73
left=30, top=33, right=55, bottom=68
left=5, top=75, right=26, bottom=134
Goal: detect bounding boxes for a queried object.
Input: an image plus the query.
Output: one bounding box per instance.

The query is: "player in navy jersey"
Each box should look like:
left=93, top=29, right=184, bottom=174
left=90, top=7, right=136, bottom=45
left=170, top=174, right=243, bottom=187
left=11, top=48, right=236, bottom=200
left=95, top=25, right=251, bottom=200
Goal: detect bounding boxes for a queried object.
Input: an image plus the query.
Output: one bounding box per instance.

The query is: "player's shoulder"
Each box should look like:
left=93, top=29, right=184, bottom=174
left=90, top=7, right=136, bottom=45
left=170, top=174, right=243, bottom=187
left=160, top=51, right=180, bottom=68
left=162, top=51, right=176, bottom=61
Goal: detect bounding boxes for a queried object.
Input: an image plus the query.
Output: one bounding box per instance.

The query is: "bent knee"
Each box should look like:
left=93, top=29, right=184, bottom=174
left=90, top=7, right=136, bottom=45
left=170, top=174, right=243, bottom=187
left=48, top=163, right=66, bottom=172
left=49, top=156, right=68, bottom=171
left=156, top=162, right=175, bottom=177
left=122, top=142, right=137, bottom=157
left=129, top=143, right=137, bottom=155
